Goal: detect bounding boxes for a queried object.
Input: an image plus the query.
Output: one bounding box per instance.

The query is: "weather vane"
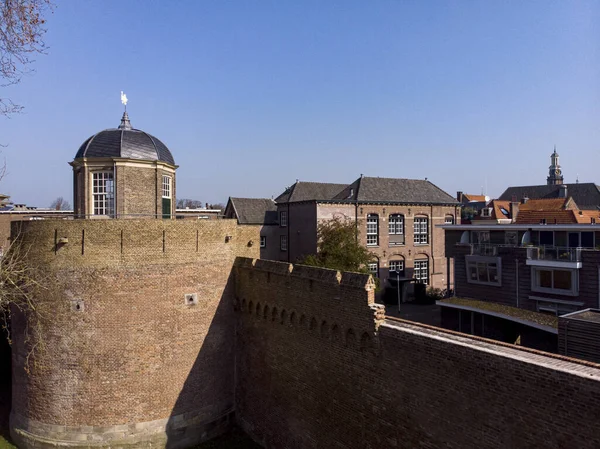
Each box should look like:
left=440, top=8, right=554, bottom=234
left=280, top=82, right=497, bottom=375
left=120, top=91, right=128, bottom=111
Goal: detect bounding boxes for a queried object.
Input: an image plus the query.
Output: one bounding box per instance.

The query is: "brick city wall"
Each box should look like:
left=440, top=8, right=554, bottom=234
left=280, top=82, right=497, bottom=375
left=234, top=257, right=600, bottom=449
left=9, top=219, right=259, bottom=449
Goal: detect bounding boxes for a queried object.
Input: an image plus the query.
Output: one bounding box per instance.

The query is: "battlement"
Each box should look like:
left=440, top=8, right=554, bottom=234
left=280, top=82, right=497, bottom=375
left=234, top=257, right=375, bottom=289
left=11, top=219, right=258, bottom=268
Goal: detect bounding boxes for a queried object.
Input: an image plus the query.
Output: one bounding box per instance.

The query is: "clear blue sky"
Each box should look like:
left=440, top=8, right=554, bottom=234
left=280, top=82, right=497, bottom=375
left=2, top=0, right=598, bottom=207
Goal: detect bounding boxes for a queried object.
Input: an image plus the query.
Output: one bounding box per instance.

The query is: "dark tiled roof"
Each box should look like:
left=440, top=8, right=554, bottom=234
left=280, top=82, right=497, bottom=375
left=350, top=177, right=457, bottom=204
left=228, top=197, right=278, bottom=225
left=275, top=182, right=347, bottom=203
left=499, top=183, right=600, bottom=210
left=74, top=113, right=175, bottom=165
left=276, top=177, right=457, bottom=205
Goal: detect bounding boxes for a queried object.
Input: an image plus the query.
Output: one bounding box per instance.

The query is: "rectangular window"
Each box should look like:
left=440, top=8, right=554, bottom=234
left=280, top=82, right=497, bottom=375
left=413, top=217, right=429, bottom=245
left=162, top=175, right=172, bottom=198
left=388, top=214, right=405, bottom=245
left=414, top=260, right=429, bottom=285
left=466, top=256, right=501, bottom=286
left=260, top=236, right=266, bottom=248
left=368, top=262, right=379, bottom=277
left=532, top=267, right=578, bottom=296
left=367, top=214, right=379, bottom=246
left=280, top=235, right=287, bottom=251
left=280, top=211, right=287, bottom=227
left=92, top=171, right=114, bottom=216
left=389, top=260, right=405, bottom=276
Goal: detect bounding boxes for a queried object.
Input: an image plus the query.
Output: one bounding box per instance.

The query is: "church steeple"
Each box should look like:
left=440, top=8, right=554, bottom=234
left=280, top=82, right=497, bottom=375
left=547, top=145, right=564, bottom=185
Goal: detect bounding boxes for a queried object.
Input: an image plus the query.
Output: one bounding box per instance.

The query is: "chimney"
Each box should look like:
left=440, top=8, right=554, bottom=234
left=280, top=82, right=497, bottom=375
left=457, top=191, right=463, bottom=202
left=509, top=201, right=519, bottom=222
left=559, top=184, right=568, bottom=198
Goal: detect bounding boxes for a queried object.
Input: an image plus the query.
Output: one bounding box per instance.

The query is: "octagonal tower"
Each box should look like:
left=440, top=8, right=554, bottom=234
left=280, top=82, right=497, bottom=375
left=70, top=111, right=177, bottom=218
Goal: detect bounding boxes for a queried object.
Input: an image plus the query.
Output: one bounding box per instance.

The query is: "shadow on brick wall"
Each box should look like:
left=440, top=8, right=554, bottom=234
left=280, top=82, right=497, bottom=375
left=165, top=270, right=238, bottom=449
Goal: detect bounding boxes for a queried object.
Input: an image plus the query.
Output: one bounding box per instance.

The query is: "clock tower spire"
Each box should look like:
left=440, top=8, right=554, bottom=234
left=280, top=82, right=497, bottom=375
left=547, top=145, right=564, bottom=186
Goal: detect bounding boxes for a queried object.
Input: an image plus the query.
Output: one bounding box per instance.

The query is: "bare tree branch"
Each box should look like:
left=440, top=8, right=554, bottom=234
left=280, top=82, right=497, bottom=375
left=0, top=0, right=54, bottom=117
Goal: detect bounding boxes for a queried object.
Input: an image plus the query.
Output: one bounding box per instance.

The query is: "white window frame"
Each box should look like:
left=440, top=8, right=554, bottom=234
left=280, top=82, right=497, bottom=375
left=92, top=171, right=114, bottom=216
left=388, top=214, right=404, bottom=235
left=368, top=262, right=379, bottom=278
left=280, top=211, right=287, bottom=227
left=531, top=267, right=578, bottom=296
left=465, top=255, right=502, bottom=286
left=413, top=217, right=429, bottom=245
left=162, top=175, right=172, bottom=199
left=366, top=214, right=379, bottom=246
left=280, top=235, right=287, bottom=251
left=260, top=236, right=266, bottom=248
left=389, top=260, right=405, bottom=275
left=481, top=208, right=491, bottom=217
left=414, top=259, right=429, bottom=285
left=445, top=215, right=454, bottom=224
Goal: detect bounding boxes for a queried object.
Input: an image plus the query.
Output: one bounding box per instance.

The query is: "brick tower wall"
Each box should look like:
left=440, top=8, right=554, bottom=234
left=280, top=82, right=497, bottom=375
left=9, top=219, right=258, bottom=449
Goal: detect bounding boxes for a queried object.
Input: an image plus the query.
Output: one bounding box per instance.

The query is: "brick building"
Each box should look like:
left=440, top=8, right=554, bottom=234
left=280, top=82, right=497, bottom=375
left=274, top=176, right=460, bottom=290
left=224, top=197, right=279, bottom=260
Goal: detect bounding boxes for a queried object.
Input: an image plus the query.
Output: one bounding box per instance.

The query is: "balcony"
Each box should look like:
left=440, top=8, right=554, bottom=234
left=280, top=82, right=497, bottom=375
left=526, top=246, right=582, bottom=269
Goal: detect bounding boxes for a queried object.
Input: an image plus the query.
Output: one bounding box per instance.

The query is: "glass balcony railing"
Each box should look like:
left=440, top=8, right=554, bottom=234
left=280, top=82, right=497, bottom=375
left=527, top=246, right=582, bottom=262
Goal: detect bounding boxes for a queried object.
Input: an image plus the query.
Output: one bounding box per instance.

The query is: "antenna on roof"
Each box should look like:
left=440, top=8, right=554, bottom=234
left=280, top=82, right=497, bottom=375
left=576, top=173, right=579, bottom=184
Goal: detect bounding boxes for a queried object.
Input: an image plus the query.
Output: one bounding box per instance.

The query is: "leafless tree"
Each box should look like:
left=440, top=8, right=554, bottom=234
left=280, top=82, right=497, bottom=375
left=1, top=0, right=54, bottom=117
left=49, top=196, right=71, bottom=210
left=176, top=198, right=203, bottom=209
left=0, top=233, right=50, bottom=373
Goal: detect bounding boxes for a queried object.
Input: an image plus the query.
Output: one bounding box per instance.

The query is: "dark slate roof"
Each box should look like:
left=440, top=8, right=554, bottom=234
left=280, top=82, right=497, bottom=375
left=74, top=112, right=175, bottom=165
left=349, top=177, right=457, bottom=204
left=276, top=177, right=457, bottom=205
left=275, top=182, right=347, bottom=203
left=499, top=183, right=600, bottom=210
left=229, top=197, right=278, bottom=225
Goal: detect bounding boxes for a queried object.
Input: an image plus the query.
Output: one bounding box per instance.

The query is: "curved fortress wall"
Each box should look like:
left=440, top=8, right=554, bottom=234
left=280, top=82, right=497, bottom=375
left=9, top=219, right=258, bottom=448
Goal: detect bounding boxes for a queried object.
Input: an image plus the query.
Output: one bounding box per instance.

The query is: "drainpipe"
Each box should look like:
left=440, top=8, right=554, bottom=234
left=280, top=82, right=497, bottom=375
left=515, top=259, right=519, bottom=308
left=430, top=204, right=435, bottom=282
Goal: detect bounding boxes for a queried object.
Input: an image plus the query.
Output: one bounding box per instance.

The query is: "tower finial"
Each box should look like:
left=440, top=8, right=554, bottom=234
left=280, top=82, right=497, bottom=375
left=120, top=91, right=128, bottom=111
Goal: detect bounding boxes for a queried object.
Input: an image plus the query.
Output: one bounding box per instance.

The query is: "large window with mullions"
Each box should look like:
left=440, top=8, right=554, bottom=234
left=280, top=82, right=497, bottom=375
left=92, top=171, right=114, bottom=216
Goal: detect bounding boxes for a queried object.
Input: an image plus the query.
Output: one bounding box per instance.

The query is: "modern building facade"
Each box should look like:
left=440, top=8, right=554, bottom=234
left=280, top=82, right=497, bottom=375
left=274, top=176, right=460, bottom=290
left=443, top=223, right=600, bottom=316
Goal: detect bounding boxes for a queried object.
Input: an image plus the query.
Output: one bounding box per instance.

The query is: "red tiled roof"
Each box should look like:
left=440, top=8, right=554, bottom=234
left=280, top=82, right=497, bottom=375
left=463, top=194, right=486, bottom=202
left=575, top=210, right=600, bottom=224
left=490, top=200, right=511, bottom=220
left=519, top=198, right=571, bottom=211
left=515, top=210, right=578, bottom=224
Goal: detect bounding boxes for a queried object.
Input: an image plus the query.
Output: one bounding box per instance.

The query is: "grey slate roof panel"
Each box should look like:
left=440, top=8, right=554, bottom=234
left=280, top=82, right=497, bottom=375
left=75, top=128, right=175, bottom=165
left=275, top=182, right=347, bottom=203
left=355, top=177, right=458, bottom=204
left=230, top=197, right=278, bottom=224
left=499, top=183, right=600, bottom=210
left=276, top=177, right=457, bottom=205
